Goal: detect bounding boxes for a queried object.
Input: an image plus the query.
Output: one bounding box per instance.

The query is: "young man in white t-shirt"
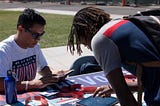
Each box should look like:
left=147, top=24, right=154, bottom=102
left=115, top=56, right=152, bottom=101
left=0, top=8, right=66, bottom=92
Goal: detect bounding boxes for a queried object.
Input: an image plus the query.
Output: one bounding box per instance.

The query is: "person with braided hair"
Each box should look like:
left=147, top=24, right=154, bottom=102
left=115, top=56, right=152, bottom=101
left=67, top=7, right=160, bottom=106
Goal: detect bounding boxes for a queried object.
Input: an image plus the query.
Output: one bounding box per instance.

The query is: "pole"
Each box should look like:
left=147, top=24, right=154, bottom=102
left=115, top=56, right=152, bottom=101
left=66, top=0, right=70, bottom=5
left=122, top=0, right=125, bottom=6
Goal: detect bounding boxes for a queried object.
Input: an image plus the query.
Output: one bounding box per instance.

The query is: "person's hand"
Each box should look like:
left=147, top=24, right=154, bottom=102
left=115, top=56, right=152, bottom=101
left=29, top=79, right=47, bottom=89
left=56, top=70, right=73, bottom=77
left=93, top=85, right=113, bottom=97
left=38, top=70, right=73, bottom=88
left=28, top=74, right=65, bottom=89
left=39, top=74, right=65, bottom=84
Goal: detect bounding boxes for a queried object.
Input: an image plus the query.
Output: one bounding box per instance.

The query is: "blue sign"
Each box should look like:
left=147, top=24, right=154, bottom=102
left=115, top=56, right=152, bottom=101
left=67, top=71, right=109, bottom=87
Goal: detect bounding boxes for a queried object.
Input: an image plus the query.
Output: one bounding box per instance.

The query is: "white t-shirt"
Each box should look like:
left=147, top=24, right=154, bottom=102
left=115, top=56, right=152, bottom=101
left=0, top=35, right=47, bottom=81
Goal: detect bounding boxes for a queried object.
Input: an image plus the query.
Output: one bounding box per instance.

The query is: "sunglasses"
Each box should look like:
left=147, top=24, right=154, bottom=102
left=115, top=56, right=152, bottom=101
left=25, top=29, right=45, bottom=39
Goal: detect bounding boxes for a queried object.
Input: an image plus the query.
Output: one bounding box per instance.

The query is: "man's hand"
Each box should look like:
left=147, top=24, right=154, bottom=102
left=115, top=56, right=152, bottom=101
left=28, top=74, right=66, bottom=89
left=38, top=66, right=70, bottom=87
left=93, top=85, right=113, bottom=97
left=29, top=80, right=46, bottom=89
left=39, top=74, right=66, bottom=84
left=56, top=70, right=73, bottom=77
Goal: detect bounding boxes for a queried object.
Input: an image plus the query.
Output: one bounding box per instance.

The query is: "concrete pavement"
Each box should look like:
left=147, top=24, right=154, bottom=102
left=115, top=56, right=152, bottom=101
left=0, top=1, right=159, bottom=15
left=42, top=45, right=93, bottom=70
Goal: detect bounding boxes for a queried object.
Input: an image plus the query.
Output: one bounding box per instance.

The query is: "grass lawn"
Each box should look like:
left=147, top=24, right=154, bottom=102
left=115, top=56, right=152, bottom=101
left=0, top=10, right=73, bottom=48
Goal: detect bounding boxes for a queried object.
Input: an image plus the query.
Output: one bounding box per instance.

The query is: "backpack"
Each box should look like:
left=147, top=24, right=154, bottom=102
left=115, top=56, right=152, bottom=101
left=123, top=9, right=160, bottom=105
left=123, top=8, right=160, bottom=54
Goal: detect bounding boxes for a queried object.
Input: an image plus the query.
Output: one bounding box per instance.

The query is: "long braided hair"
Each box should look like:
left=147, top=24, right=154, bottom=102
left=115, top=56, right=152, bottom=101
left=67, top=7, right=111, bottom=55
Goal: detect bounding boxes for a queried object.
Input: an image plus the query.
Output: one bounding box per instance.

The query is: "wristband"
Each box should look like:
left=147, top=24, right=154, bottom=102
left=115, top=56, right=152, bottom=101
left=25, top=81, right=29, bottom=91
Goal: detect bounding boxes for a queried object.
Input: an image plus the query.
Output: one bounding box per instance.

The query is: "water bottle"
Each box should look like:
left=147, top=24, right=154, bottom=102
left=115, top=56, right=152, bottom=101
left=4, top=70, right=17, bottom=104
